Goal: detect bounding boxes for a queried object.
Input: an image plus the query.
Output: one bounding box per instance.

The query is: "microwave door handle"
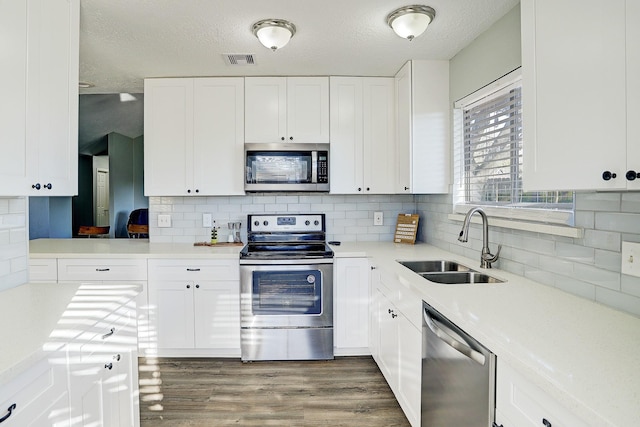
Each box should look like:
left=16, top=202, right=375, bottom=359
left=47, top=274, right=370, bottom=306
left=311, top=151, right=318, bottom=183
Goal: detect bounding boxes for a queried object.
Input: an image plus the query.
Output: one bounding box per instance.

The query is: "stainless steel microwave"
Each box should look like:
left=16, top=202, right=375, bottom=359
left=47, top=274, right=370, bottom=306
left=244, top=143, right=329, bottom=192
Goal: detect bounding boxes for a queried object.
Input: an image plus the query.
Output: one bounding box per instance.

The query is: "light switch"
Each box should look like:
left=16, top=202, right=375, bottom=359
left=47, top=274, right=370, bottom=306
left=158, top=214, right=172, bottom=228
left=621, top=241, right=640, bottom=277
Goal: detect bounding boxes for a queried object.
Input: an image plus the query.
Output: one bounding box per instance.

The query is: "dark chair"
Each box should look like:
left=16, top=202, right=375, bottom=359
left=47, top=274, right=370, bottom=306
left=127, top=208, right=149, bottom=238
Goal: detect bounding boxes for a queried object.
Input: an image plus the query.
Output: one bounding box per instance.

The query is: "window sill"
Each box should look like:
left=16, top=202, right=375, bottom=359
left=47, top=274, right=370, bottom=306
left=447, top=213, right=584, bottom=238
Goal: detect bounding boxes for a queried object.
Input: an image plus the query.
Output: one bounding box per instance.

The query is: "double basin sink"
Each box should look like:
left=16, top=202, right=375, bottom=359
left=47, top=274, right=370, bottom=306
left=398, top=260, right=505, bottom=284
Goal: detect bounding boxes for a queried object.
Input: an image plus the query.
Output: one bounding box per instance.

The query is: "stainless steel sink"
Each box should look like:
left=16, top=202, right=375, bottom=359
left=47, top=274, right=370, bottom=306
left=397, top=259, right=505, bottom=284
left=419, top=271, right=504, bottom=284
left=397, top=260, right=471, bottom=273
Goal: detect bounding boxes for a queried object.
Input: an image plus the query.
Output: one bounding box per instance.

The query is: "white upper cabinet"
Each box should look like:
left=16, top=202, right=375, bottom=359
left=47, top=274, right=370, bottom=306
left=521, top=0, right=639, bottom=191
left=330, top=77, right=396, bottom=194
left=0, top=0, right=79, bottom=196
left=144, top=77, right=245, bottom=196
left=395, top=60, right=450, bottom=194
left=245, top=77, right=329, bottom=143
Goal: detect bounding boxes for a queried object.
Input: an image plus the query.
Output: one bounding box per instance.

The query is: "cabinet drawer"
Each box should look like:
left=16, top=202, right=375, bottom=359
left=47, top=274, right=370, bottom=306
left=29, top=258, right=57, bottom=282
left=148, top=259, right=239, bottom=281
left=496, top=359, right=588, bottom=427
left=58, top=258, right=147, bottom=281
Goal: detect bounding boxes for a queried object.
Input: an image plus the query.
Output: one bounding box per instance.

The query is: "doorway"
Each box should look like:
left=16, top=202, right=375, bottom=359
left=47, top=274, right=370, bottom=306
left=96, top=167, right=109, bottom=227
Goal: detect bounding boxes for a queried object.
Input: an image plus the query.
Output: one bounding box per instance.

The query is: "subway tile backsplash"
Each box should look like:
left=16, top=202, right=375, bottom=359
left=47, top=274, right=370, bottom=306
left=417, top=192, right=640, bottom=318
left=0, top=197, right=28, bottom=291
left=149, top=191, right=640, bottom=317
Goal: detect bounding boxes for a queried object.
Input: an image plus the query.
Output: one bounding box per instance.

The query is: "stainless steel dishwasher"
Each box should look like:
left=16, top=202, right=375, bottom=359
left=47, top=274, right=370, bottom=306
left=422, top=301, right=496, bottom=427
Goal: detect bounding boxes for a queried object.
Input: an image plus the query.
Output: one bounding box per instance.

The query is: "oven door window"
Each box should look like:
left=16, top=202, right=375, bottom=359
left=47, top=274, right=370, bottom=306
left=252, top=270, right=322, bottom=315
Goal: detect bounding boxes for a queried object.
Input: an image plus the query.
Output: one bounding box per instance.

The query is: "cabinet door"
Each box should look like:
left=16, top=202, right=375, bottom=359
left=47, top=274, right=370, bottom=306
left=193, top=280, right=240, bottom=350
left=363, top=78, right=395, bottom=194
left=395, top=62, right=412, bottom=193
left=287, top=77, right=330, bottom=143
left=376, top=289, right=399, bottom=390
left=0, top=0, right=29, bottom=196
left=397, top=313, right=421, bottom=427
left=193, top=78, right=245, bottom=195
left=329, top=77, right=364, bottom=194
left=521, top=0, right=626, bottom=191
left=149, top=281, right=195, bottom=349
left=496, top=359, right=589, bottom=427
left=144, top=78, right=194, bottom=196
left=245, top=77, right=287, bottom=142
left=26, top=0, right=79, bottom=196
left=0, top=356, right=70, bottom=427
left=627, top=0, right=640, bottom=190
left=334, top=258, right=370, bottom=354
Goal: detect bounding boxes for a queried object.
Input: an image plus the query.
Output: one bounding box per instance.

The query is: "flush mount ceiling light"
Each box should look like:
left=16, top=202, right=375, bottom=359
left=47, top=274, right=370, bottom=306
left=387, top=5, right=436, bottom=41
left=252, top=19, right=296, bottom=51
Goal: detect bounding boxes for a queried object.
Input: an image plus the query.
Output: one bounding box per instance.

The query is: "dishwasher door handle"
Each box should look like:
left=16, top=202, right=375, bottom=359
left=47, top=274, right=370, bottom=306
left=424, top=309, right=486, bottom=365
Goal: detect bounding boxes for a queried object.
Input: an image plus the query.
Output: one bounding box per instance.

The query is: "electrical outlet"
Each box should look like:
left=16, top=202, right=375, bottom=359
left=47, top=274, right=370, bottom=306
left=158, top=214, right=172, bottom=228
left=203, top=213, right=212, bottom=228
left=622, top=241, right=640, bottom=277
left=374, top=211, right=384, bottom=226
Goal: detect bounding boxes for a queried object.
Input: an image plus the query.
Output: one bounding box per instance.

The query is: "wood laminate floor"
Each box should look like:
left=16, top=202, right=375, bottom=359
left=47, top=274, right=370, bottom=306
left=138, top=356, right=411, bottom=427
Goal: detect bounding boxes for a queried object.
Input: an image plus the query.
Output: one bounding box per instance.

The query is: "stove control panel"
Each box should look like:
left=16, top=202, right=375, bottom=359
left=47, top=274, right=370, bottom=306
left=248, top=214, right=325, bottom=233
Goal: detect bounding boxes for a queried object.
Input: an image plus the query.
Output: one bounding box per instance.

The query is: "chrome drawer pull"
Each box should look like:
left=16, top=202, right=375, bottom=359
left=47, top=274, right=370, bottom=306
left=96, top=268, right=110, bottom=272
left=102, top=327, right=115, bottom=339
left=186, top=268, right=201, bottom=272
left=0, top=404, right=16, bottom=423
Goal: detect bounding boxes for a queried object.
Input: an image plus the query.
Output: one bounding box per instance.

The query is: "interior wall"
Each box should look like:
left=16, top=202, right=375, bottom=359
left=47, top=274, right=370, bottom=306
left=108, top=132, right=147, bottom=238
left=29, top=197, right=72, bottom=239
left=417, top=3, right=640, bottom=318
left=72, top=155, right=94, bottom=235
left=0, top=197, right=28, bottom=291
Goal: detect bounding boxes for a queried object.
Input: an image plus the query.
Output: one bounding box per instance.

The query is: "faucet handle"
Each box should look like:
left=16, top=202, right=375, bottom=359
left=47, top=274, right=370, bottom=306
left=483, top=244, right=502, bottom=267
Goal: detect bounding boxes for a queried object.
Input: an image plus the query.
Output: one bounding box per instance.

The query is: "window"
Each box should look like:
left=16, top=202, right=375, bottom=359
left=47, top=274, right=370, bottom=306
left=453, top=69, right=574, bottom=225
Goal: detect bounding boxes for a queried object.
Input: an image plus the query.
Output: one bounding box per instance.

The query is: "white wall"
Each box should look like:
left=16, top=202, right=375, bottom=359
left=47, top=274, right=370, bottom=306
left=0, top=197, right=28, bottom=291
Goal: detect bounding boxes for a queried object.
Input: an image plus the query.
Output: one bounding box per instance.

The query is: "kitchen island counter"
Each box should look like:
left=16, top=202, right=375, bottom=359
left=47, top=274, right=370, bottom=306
left=332, top=241, right=639, bottom=427
left=29, top=238, right=242, bottom=259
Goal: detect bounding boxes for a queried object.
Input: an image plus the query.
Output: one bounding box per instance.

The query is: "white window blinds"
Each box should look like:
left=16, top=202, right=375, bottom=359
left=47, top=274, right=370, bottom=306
left=462, top=84, right=573, bottom=211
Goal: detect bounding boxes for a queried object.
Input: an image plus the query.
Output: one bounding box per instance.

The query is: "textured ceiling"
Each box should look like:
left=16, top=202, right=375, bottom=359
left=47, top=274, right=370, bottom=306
left=79, top=0, right=520, bottom=94
left=77, top=0, right=519, bottom=154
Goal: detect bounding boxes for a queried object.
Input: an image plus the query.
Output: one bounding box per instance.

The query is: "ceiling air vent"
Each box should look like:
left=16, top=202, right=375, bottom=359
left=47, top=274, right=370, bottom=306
left=223, top=54, right=256, bottom=66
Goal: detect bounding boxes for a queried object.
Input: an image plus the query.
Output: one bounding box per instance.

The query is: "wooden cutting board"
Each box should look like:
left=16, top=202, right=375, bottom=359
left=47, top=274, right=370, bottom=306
left=393, top=214, right=419, bottom=244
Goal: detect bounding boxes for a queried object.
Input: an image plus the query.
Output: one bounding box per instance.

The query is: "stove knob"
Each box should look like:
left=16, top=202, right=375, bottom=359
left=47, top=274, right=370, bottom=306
left=314, top=220, right=320, bottom=226
left=305, top=220, right=310, bottom=226
left=254, top=221, right=259, bottom=227
left=263, top=220, right=269, bottom=226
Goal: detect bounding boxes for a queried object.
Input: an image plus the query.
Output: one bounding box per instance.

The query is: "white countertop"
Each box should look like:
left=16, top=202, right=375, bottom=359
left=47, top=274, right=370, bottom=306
left=332, top=242, right=640, bottom=427
left=26, top=238, right=639, bottom=425
left=0, top=282, right=141, bottom=387
left=29, top=238, right=242, bottom=259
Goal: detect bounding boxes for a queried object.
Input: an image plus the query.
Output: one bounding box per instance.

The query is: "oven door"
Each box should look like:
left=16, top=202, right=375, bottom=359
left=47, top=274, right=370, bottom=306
left=240, top=261, right=333, bottom=328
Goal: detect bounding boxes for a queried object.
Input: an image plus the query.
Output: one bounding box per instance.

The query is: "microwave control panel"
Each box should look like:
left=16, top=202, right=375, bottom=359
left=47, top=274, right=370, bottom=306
left=318, top=152, right=328, bottom=183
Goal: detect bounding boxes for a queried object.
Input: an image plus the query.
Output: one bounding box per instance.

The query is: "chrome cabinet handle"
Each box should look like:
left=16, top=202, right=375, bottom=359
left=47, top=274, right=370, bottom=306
left=102, top=327, right=115, bottom=339
left=186, top=268, right=201, bottom=272
left=105, top=363, right=113, bottom=370
left=44, top=183, right=52, bottom=190
left=32, top=183, right=41, bottom=190
left=424, top=309, right=486, bottom=365
left=0, top=404, right=16, bottom=423
left=96, top=268, right=110, bottom=272
left=542, top=419, right=552, bottom=427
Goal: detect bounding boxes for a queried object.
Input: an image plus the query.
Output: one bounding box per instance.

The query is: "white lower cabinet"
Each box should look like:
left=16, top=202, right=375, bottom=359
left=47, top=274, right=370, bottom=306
left=370, top=266, right=421, bottom=427
left=57, top=258, right=149, bottom=355
left=148, top=259, right=240, bottom=356
left=333, top=258, right=370, bottom=355
left=0, top=357, right=70, bottom=426
left=67, top=299, right=140, bottom=427
left=495, top=359, right=588, bottom=427
left=29, top=258, right=57, bottom=283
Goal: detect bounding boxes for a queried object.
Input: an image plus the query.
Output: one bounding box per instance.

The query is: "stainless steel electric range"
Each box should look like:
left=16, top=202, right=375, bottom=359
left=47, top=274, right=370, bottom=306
left=239, top=214, right=334, bottom=361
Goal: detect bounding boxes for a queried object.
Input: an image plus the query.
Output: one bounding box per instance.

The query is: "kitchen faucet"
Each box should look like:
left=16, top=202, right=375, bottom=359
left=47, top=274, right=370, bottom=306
left=458, top=207, right=501, bottom=269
